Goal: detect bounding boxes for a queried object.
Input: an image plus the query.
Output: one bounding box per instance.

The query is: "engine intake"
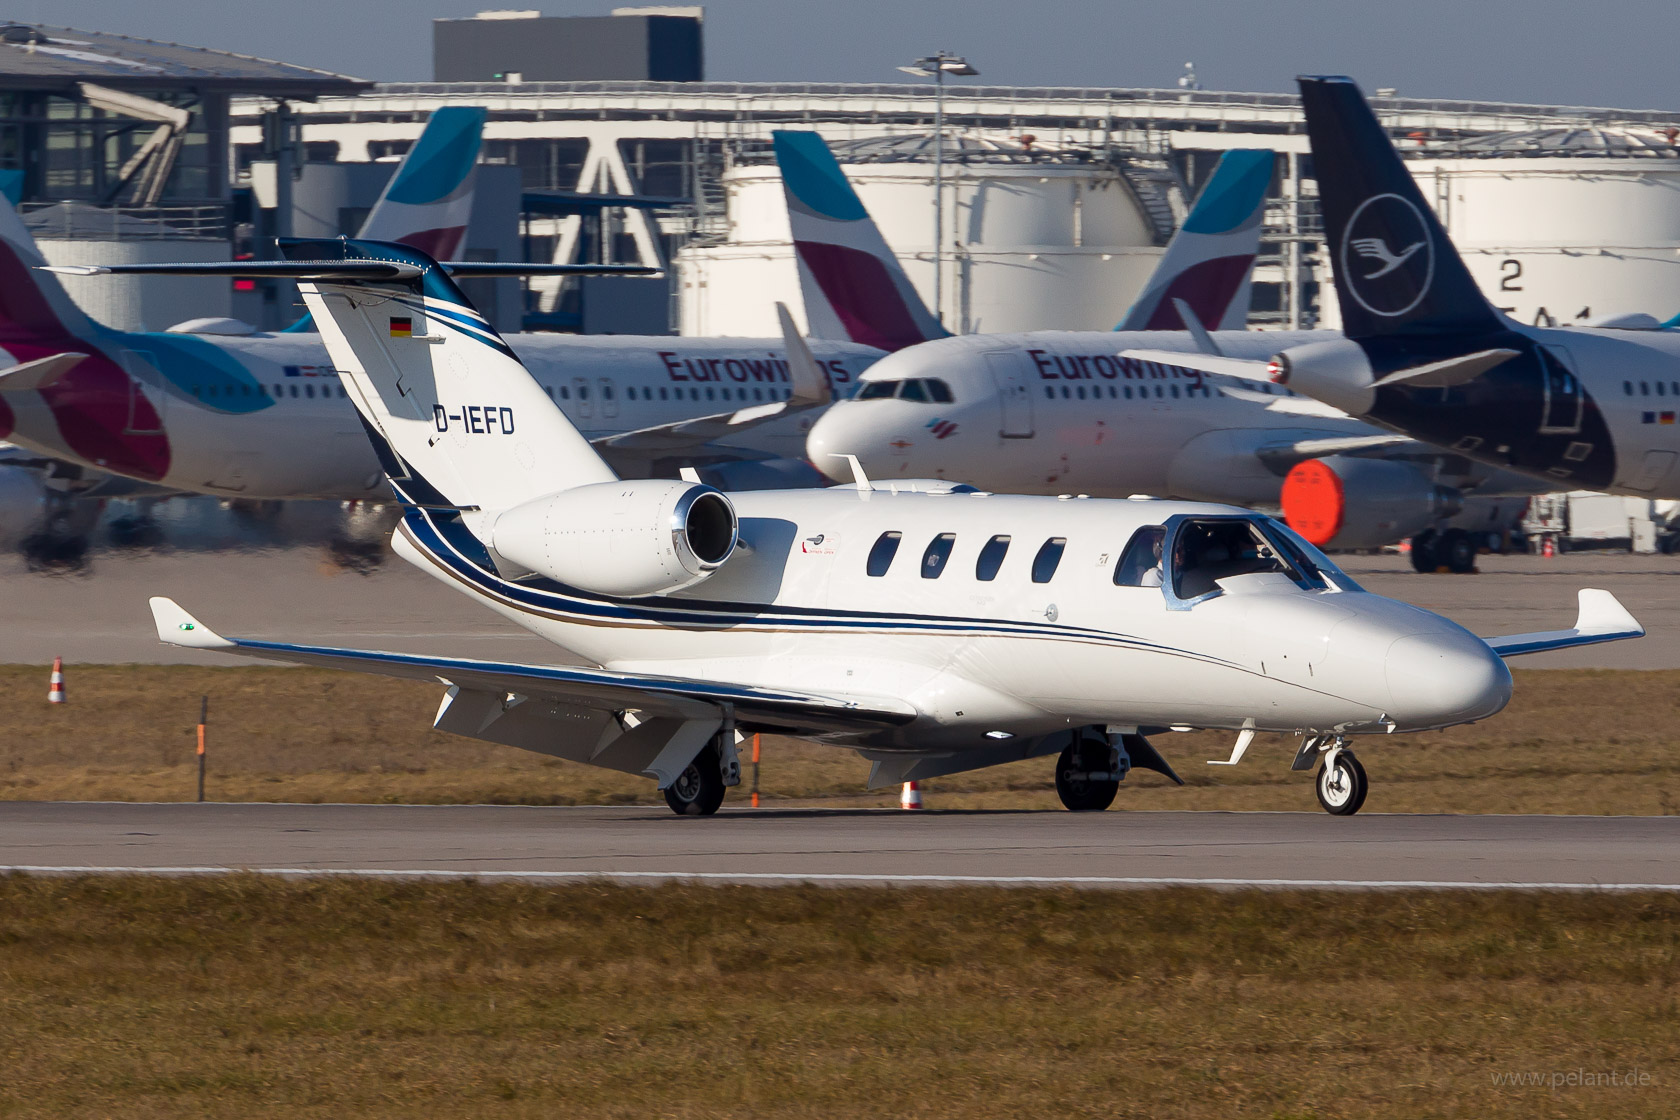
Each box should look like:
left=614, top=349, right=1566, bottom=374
left=491, top=479, right=738, bottom=597
left=1282, top=456, right=1459, bottom=551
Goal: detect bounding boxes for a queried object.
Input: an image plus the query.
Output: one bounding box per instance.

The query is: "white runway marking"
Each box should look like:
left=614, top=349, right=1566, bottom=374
left=5, top=865, right=1679, bottom=891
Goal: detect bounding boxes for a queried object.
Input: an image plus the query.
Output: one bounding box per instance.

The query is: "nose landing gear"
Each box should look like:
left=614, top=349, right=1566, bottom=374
left=1314, top=746, right=1369, bottom=816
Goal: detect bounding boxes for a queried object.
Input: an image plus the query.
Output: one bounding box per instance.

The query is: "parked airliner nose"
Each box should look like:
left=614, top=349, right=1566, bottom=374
left=1384, top=632, right=1512, bottom=728
left=806, top=401, right=911, bottom=483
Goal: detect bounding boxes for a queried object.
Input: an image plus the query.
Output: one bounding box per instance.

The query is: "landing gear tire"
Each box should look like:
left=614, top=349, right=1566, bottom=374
left=1440, top=528, right=1476, bottom=574
left=1408, top=530, right=1438, bottom=574
left=1055, top=735, right=1119, bottom=812
left=664, top=744, right=726, bottom=816
left=1315, top=750, right=1368, bottom=816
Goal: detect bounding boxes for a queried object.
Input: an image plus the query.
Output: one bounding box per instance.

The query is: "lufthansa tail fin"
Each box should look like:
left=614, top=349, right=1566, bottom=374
left=1300, top=76, right=1504, bottom=341
left=1116, top=149, right=1274, bottom=332
left=359, top=106, right=487, bottom=259
left=772, top=130, right=948, bottom=352
left=286, top=238, right=615, bottom=538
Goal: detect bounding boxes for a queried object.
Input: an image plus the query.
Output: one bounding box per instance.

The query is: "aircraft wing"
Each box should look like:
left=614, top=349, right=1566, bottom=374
left=1117, top=348, right=1272, bottom=382
left=149, top=596, right=917, bottom=736
left=592, top=302, right=833, bottom=457
left=1216, top=384, right=1349, bottom=419
left=1255, top=433, right=1420, bottom=470
left=1483, top=590, right=1644, bottom=658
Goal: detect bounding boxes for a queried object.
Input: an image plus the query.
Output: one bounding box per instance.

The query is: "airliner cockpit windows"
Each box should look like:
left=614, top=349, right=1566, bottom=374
left=853, top=379, right=954, bottom=403
left=866, top=532, right=902, bottom=577
left=975, top=535, right=1011, bottom=581
left=921, top=533, right=956, bottom=578
left=1114, top=525, right=1167, bottom=587
left=1170, top=520, right=1298, bottom=600
left=1031, top=538, right=1066, bottom=584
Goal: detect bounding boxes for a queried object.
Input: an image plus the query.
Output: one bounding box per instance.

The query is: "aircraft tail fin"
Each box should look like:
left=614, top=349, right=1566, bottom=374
left=0, top=196, right=100, bottom=345
left=358, top=107, right=487, bottom=260
left=1115, top=149, right=1273, bottom=332
left=772, top=130, right=949, bottom=352
left=1299, top=76, right=1504, bottom=341
left=286, top=237, right=615, bottom=533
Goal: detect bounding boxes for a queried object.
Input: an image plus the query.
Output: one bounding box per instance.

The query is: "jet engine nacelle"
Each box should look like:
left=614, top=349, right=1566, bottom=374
left=1281, top=455, right=1460, bottom=551
left=1269, top=338, right=1375, bottom=416
left=491, top=479, right=738, bottom=597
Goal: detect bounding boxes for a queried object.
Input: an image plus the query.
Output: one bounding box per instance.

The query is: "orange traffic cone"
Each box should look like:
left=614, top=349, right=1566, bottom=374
left=48, top=656, right=65, bottom=704
left=1541, top=536, right=1555, bottom=558
left=900, top=781, right=923, bottom=810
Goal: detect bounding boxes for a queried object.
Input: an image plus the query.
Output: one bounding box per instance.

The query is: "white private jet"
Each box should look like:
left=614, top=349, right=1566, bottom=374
left=144, top=236, right=1642, bottom=815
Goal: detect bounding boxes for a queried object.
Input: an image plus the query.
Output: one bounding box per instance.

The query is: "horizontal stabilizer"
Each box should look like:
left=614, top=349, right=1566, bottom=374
left=41, top=260, right=657, bottom=279
left=1372, top=348, right=1521, bottom=389
left=148, top=597, right=918, bottom=735
left=0, top=352, right=85, bottom=393
left=1484, top=589, right=1644, bottom=658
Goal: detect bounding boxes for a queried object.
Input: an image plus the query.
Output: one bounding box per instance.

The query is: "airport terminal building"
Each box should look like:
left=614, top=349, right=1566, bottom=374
left=3, top=13, right=1678, bottom=335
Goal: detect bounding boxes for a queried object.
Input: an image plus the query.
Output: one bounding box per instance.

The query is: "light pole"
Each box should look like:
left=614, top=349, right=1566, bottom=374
left=898, top=52, right=977, bottom=327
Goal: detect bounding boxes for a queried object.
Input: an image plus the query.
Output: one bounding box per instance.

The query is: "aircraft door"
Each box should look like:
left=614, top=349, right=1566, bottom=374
left=572, top=377, right=593, bottom=420
left=118, top=350, right=165, bottom=434
left=1538, top=345, right=1583, bottom=435
left=984, top=351, right=1034, bottom=438
left=598, top=377, right=619, bottom=419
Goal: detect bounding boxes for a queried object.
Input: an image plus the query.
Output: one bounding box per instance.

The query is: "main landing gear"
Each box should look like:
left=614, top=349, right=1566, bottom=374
left=1410, top=528, right=1476, bottom=574
left=663, top=731, right=742, bottom=816
left=1055, top=731, right=1123, bottom=812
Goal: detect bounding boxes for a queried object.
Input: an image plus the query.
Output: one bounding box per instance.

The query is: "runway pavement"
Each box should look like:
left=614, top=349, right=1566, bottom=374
left=4, top=802, right=1678, bottom=889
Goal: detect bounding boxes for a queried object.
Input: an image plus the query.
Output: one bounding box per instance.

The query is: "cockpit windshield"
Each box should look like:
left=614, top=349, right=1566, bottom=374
left=1164, top=516, right=1357, bottom=602
left=854, top=378, right=955, bottom=403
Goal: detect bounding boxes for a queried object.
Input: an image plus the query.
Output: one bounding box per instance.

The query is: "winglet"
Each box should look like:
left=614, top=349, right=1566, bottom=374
left=776, top=301, right=834, bottom=407
left=149, top=597, right=234, bottom=649
left=1483, top=589, right=1644, bottom=658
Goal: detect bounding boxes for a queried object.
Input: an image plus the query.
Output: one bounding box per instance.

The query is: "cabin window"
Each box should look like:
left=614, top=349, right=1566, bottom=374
left=1044, top=386, right=1054, bottom=400
left=921, top=533, right=956, bottom=578
left=866, top=532, right=902, bottom=577
left=659, top=387, right=669, bottom=400
left=1031, top=537, right=1066, bottom=584
left=1076, top=385, right=1087, bottom=400
left=1114, top=525, right=1167, bottom=587
left=290, top=385, right=299, bottom=398
left=1624, top=381, right=1633, bottom=396
left=603, top=385, right=614, bottom=400
left=975, top=534, right=1011, bottom=581
left=1641, top=382, right=1650, bottom=395
left=579, top=385, right=590, bottom=400
left=1061, top=386, right=1071, bottom=399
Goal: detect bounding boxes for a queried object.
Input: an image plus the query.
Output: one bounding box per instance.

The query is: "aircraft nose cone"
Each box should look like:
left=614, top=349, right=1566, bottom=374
left=807, top=403, right=905, bottom=483
left=1384, top=632, right=1512, bottom=728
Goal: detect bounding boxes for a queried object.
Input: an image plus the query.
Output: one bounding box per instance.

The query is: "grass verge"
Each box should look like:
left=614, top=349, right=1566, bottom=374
left=2, top=665, right=1679, bottom=814
left=0, top=876, right=1675, bottom=1118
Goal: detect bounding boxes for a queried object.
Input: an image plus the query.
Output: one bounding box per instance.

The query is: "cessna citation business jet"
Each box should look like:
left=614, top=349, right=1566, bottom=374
left=1161, top=76, right=1680, bottom=501
left=790, top=132, right=1547, bottom=567
left=143, top=237, right=1641, bottom=815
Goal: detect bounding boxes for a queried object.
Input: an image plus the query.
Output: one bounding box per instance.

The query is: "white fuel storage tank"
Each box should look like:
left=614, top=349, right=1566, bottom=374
left=1323, top=129, right=1680, bottom=331
left=678, top=134, right=1170, bottom=337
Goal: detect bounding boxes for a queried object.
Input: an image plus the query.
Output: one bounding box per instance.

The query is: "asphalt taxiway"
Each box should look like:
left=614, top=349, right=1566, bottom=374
left=3, top=803, right=1677, bottom=889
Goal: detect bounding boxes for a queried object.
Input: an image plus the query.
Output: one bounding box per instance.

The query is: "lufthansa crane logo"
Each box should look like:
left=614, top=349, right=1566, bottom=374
left=1340, top=193, right=1435, bottom=318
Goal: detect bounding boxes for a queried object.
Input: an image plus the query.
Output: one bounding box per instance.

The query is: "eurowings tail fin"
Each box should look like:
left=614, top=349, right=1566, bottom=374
left=285, top=237, right=615, bottom=536
left=359, top=106, right=487, bottom=259
left=772, top=130, right=948, bottom=352
left=1116, top=149, right=1273, bottom=331
left=1299, top=76, right=1505, bottom=341
left=0, top=195, right=100, bottom=346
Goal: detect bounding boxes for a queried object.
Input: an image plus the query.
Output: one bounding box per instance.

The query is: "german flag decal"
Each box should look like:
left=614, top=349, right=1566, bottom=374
left=390, top=316, right=413, bottom=338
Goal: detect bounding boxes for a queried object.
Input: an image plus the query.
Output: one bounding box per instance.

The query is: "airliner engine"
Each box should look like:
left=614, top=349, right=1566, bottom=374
left=1280, top=456, right=1459, bottom=550
left=491, top=479, right=738, bottom=597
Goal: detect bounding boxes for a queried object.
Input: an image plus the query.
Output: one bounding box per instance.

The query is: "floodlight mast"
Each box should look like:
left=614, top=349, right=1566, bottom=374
left=897, top=51, right=978, bottom=328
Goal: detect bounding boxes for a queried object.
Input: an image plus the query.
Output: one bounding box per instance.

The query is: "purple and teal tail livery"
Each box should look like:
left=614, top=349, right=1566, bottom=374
left=773, top=130, right=948, bottom=353
left=1115, top=148, right=1274, bottom=332
left=361, top=106, right=487, bottom=260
